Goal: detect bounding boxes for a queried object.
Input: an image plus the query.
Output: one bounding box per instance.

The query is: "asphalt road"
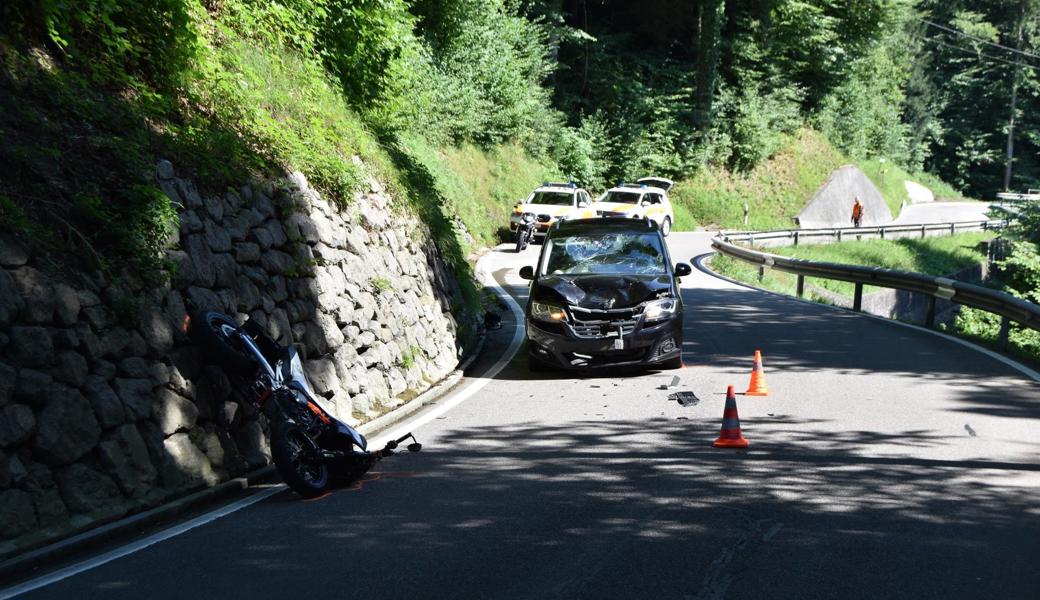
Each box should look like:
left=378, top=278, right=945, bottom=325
left=892, top=201, right=991, bottom=224
left=8, top=229, right=1040, bottom=600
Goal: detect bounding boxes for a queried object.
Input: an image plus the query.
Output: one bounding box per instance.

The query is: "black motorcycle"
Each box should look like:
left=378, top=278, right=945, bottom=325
left=187, top=311, right=421, bottom=498
left=515, top=212, right=536, bottom=253
left=515, top=212, right=552, bottom=253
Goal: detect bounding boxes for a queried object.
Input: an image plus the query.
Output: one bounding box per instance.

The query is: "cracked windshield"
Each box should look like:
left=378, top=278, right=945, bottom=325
left=543, top=232, right=666, bottom=275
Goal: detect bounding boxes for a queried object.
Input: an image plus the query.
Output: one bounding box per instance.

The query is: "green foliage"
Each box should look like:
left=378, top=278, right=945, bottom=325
left=912, top=1, right=1040, bottom=196
left=370, top=276, right=392, bottom=292
left=815, top=45, right=911, bottom=163
left=5, top=0, right=200, bottom=89
left=994, top=240, right=1040, bottom=302
left=710, top=81, right=803, bottom=171
left=396, top=134, right=556, bottom=250
left=399, top=345, right=420, bottom=369
left=954, top=203, right=1040, bottom=363
left=671, top=128, right=847, bottom=230
left=0, top=0, right=980, bottom=294
left=0, top=54, right=182, bottom=275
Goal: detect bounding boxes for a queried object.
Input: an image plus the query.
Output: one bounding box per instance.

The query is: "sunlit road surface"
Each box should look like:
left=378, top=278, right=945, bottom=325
left=10, top=231, right=1039, bottom=600
left=892, top=201, right=991, bottom=224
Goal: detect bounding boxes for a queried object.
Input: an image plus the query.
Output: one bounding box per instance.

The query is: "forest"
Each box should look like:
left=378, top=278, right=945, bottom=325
left=1, top=0, right=1039, bottom=274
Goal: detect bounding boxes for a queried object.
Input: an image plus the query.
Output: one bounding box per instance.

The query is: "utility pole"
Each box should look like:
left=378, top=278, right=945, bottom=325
left=1004, top=7, right=1028, bottom=191
left=692, top=0, right=724, bottom=134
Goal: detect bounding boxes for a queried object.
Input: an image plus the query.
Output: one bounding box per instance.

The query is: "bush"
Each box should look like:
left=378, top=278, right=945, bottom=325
left=814, top=45, right=910, bottom=162
left=712, top=81, right=803, bottom=172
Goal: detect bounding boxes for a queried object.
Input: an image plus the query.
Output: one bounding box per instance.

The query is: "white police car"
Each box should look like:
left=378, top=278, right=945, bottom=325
left=510, top=182, right=596, bottom=238
left=590, top=177, right=675, bottom=236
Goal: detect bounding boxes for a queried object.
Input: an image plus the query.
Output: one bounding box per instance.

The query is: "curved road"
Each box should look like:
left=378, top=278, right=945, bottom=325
left=892, top=201, right=991, bottom=225
left=5, top=230, right=1039, bottom=600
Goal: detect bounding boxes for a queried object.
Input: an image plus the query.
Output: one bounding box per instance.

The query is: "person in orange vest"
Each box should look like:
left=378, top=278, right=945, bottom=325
left=851, top=197, right=864, bottom=227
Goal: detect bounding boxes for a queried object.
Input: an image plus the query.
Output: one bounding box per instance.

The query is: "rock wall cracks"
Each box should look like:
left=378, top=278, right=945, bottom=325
left=0, top=161, right=473, bottom=554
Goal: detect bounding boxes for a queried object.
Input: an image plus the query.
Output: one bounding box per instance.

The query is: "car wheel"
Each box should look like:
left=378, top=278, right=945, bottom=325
left=528, top=354, right=551, bottom=372
left=661, top=217, right=672, bottom=237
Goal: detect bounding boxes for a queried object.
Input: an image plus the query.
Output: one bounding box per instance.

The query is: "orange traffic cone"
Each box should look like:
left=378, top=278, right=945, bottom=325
left=713, top=385, right=749, bottom=448
left=745, top=349, right=769, bottom=396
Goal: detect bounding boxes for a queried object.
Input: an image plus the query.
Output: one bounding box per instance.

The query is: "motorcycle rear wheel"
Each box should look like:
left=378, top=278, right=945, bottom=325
left=271, top=422, right=330, bottom=498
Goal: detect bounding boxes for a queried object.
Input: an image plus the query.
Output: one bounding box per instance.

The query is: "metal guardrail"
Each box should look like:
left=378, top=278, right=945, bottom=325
left=716, top=219, right=1006, bottom=247
left=996, top=191, right=1040, bottom=203
left=711, top=219, right=1040, bottom=346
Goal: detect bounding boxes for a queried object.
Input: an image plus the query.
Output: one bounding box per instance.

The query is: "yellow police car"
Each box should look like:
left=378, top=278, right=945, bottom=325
left=590, top=177, right=675, bottom=236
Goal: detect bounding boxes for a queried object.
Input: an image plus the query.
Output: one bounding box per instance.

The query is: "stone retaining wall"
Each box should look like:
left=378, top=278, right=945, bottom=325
left=0, top=161, right=473, bottom=554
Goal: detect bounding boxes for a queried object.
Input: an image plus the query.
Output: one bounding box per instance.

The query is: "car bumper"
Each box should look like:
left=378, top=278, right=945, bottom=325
left=526, top=315, right=682, bottom=369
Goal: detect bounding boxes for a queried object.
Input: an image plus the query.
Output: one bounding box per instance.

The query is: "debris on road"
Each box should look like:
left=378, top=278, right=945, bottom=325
left=669, top=391, right=700, bottom=407
left=659, top=375, right=680, bottom=390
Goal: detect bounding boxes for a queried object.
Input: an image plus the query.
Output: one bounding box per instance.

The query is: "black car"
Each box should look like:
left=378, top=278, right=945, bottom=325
left=518, top=218, right=691, bottom=370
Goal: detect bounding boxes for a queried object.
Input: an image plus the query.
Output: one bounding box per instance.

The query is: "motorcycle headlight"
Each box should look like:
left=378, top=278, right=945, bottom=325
left=531, top=302, right=568, bottom=323
left=643, top=298, right=678, bottom=322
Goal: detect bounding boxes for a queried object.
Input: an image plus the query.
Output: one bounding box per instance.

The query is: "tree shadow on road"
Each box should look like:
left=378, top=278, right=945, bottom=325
left=193, top=417, right=1040, bottom=600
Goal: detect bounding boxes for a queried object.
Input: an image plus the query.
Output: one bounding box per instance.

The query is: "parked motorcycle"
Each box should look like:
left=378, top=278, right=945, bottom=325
left=515, top=213, right=553, bottom=253
left=515, top=211, right=537, bottom=253
left=186, top=311, right=421, bottom=498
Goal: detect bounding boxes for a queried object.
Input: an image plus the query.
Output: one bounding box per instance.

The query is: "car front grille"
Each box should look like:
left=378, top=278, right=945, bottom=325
left=569, top=305, right=641, bottom=339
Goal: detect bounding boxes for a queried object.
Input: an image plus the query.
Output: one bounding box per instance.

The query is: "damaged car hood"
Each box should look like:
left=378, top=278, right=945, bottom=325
left=534, top=274, right=672, bottom=310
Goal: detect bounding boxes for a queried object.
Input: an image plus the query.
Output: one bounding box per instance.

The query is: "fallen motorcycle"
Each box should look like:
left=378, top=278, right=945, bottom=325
left=186, top=311, right=421, bottom=498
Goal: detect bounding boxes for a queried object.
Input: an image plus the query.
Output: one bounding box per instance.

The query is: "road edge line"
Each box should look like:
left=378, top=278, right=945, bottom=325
left=0, top=485, right=284, bottom=600
left=369, top=258, right=526, bottom=447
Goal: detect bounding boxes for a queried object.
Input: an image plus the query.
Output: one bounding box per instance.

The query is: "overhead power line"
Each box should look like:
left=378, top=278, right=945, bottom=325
left=920, top=18, right=1040, bottom=62
left=917, top=34, right=1040, bottom=71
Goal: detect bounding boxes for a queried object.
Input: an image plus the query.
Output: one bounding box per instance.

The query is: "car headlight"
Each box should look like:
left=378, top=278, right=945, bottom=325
left=531, top=302, right=568, bottom=323
left=643, top=298, right=678, bottom=322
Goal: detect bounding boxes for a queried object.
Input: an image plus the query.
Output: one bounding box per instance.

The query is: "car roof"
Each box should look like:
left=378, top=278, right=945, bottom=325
left=604, top=183, right=668, bottom=194
left=533, top=181, right=583, bottom=193
left=533, top=186, right=579, bottom=193
left=550, top=217, right=660, bottom=236
left=636, top=177, right=674, bottom=191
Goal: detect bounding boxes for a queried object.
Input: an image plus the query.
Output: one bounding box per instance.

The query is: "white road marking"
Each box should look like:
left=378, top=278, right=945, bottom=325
left=0, top=253, right=527, bottom=598
left=371, top=261, right=527, bottom=447
left=0, top=485, right=285, bottom=599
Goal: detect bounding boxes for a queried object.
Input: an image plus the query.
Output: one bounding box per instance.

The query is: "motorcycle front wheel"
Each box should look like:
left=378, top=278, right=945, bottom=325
left=188, top=312, right=259, bottom=378
left=271, top=422, right=330, bottom=498
left=515, top=230, right=527, bottom=253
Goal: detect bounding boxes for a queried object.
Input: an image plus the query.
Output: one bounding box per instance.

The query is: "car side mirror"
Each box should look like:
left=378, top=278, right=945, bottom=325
left=674, top=263, right=692, bottom=277
left=519, top=265, right=535, bottom=280
left=641, top=199, right=650, bottom=207
left=578, top=200, right=589, bottom=208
